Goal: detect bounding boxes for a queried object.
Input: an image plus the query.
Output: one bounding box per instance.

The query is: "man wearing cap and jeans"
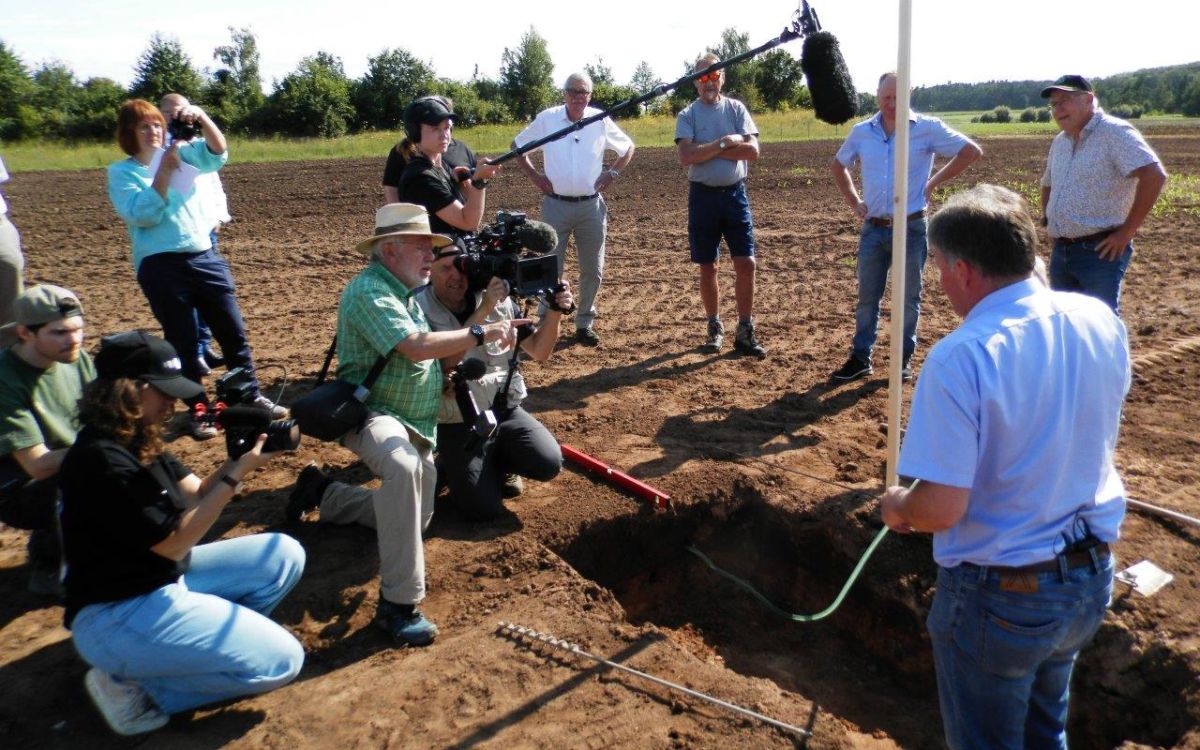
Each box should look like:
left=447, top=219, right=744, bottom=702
left=1040, top=74, right=1167, bottom=314
left=830, top=71, right=981, bottom=383
left=513, top=72, right=635, bottom=346
left=287, top=203, right=525, bottom=646
left=0, top=285, right=95, bottom=595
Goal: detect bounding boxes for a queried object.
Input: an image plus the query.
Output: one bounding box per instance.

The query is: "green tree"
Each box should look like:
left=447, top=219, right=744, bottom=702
left=584, top=58, right=614, bottom=87
left=129, top=33, right=203, bottom=103
left=500, top=27, right=555, bottom=120
left=437, top=78, right=509, bottom=127
left=707, top=28, right=761, bottom=111
left=31, top=61, right=79, bottom=138
left=69, top=77, right=126, bottom=139
left=1182, top=73, right=1200, bottom=117
left=352, top=48, right=436, bottom=131
left=266, top=52, right=354, bottom=137
left=755, top=49, right=805, bottom=110
left=0, top=40, right=35, bottom=139
left=209, top=27, right=265, bottom=130
left=629, top=60, right=666, bottom=114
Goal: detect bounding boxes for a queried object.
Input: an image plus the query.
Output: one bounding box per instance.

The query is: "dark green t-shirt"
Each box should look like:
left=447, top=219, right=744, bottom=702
left=0, top=348, right=95, bottom=456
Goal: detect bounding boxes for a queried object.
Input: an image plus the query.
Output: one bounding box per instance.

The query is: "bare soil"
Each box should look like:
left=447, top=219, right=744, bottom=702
left=1, top=135, right=1198, bottom=749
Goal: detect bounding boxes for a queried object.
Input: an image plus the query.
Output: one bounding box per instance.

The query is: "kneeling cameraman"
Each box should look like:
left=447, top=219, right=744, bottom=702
left=415, top=243, right=571, bottom=520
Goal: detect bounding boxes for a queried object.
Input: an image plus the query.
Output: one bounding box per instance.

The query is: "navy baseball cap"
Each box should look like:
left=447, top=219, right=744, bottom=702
left=404, top=96, right=457, bottom=127
left=1041, top=75, right=1092, bottom=98
left=94, top=331, right=204, bottom=400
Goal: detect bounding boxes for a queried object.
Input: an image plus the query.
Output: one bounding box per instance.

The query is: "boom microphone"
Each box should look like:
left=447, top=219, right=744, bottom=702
left=456, top=357, right=488, bottom=380
left=514, top=220, right=558, bottom=255
left=800, top=30, right=859, bottom=125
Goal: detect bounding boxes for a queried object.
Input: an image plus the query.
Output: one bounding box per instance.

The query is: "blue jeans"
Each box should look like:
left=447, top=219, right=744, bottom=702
left=851, top=220, right=927, bottom=363
left=927, top=553, right=1113, bottom=750
left=136, top=248, right=260, bottom=408
left=70, top=534, right=305, bottom=714
left=1049, top=238, right=1132, bottom=315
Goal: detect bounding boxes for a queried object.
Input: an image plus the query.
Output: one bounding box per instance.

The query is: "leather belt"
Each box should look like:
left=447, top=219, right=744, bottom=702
left=549, top=192, right=598, bottom=203
left=1054, top=229, right=1116, bottom=245
left=966, top=543, right=1110, bottom=576
left=689, top=180, right=745, bottom=192
left=866, top=210, right=925, bottom=228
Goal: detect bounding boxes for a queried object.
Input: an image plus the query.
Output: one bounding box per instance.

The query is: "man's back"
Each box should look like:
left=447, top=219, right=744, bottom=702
left=902, top=280, right=1130, bottom=567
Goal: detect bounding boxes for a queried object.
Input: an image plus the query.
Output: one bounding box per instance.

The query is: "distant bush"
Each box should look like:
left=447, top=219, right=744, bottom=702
left=1036, top=108, right=1051, bottom=122
left=992, top=106, right=1011, bottom=123
left=979, top=112, right=997, bottom=123
left=1019, top=107, right=1038, bottom=123
left=970, top=115, right=980, bottom=123
left=1109, top=104, right=1144, bottom=119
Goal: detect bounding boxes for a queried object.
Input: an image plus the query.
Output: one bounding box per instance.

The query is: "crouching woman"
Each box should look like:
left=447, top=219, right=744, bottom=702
left=60, top=331, right=305, bottom=735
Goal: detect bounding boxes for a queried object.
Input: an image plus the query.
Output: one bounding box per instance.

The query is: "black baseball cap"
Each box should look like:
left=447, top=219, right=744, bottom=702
left=1041, top=75, right=1092, bottom=98
left=404, top=96, right=457, bottom=127
left=94, top=331, right=204, bottom=400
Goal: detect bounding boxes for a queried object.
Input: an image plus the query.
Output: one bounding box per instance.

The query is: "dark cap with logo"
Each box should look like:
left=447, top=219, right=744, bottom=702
left=1041, top=75, right=1093, bottom=98
left=94, top=330, right=204, bottom=400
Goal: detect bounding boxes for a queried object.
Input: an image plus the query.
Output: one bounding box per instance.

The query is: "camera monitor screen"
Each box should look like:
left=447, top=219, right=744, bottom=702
left=515, top=254, right=559, bottom=296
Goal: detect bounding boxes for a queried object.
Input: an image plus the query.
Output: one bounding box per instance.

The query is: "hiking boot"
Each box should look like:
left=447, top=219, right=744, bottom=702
left=202, top=345, right=225, bottom=369
left=254, top=394, right=289, bottom=419
left=375, top=599, right=438, bottom=647
left=575, top=327, right=600, bottom=346
left=85, top=668, right=169, bottom=736
left=501, top=474, right=524, bottom=499
left=734, top=321, right=766, bottom=358
left=831, top=355, right=872, bottom=382
left=287, top=464, right=330, bottom=522
left=195, top=356, right=212, bottom=377
left=700, top=319, right=724, bottom=353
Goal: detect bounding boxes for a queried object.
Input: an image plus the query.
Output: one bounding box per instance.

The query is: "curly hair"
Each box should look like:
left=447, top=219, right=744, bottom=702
left=77, top=377, right=164, bottom=464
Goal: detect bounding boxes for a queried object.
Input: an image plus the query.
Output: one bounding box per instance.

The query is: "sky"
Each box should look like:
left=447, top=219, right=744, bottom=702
left=3, top=0, right=1197, bottom=95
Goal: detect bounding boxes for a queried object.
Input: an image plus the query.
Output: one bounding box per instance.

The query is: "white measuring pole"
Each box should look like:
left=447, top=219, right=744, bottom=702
left=886, top=0, right=914, bottom=487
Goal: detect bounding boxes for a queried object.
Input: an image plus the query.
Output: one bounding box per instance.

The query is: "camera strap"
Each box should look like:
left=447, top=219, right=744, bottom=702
left=316, top=335, right=390, bottom=391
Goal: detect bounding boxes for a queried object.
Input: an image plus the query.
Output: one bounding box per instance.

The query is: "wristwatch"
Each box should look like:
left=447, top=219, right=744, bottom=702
left=607, top=169, right=620, bottom=179
left=718, top=139, right=727, bottom=150
left=469, top=324, right=485, bottom=346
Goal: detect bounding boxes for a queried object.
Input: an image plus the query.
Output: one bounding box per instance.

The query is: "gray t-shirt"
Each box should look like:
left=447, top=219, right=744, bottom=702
left=675, top=96, right=759, bottom=187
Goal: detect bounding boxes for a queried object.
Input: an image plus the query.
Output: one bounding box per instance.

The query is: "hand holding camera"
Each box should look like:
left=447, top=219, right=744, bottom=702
left=167, top=104, right=207, bottom=142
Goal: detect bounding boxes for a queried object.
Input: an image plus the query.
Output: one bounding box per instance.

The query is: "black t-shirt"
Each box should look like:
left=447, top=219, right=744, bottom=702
left=60, top=426, right=192, bottom=627
left=398, top=153, right=469, bottom=239
left=382, top=139, right=476, bottom=189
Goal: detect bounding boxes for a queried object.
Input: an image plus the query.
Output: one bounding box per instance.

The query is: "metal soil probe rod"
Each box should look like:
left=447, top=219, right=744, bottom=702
left=496, top=621, right=817, bottom=740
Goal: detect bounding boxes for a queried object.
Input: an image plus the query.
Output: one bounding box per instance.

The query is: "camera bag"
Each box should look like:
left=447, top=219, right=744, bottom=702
left=291, top=337, right=390, bottom=442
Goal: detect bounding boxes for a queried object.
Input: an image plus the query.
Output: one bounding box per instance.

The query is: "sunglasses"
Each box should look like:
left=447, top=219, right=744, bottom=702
left=696, top=71, right=721, bottom=83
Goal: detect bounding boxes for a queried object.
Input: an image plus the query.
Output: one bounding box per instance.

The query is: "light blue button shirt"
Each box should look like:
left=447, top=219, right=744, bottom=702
left=835, top=112, right=973, bottom=218
left=898, top=279, right=1130, bottom=568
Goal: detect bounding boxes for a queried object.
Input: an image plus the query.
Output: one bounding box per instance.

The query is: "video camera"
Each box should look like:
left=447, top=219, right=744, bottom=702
left=454, top=211, right=563, bottom=303
left=193, top=368, right=302, bottom=460
left=450, top=358, right=497, bottom=448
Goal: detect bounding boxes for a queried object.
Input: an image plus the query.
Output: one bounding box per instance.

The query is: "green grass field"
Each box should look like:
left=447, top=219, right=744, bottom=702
left=3, top=111, right=1197, bottom=173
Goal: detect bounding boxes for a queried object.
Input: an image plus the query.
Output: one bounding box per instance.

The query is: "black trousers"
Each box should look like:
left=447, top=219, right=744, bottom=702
left=0, top=472, right=61, bottom=565
left=436, top=406, right=562, bottom=520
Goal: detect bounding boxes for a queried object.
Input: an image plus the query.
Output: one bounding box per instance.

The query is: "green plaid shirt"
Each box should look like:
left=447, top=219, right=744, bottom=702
left=336, top=262, right=442, bottom=445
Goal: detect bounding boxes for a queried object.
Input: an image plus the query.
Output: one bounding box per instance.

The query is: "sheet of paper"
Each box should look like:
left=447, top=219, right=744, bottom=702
left=1115, top=560, right=1174, bottom=597
left=148, top=147, right=200, bottom=196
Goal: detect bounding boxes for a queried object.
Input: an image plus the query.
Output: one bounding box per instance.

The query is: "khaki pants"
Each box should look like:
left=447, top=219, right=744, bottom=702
left=319, top=413, right=435, bottom=605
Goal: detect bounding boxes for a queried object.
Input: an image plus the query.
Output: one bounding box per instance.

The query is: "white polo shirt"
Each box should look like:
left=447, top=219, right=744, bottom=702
left=514, top=105, right=633, bottom=197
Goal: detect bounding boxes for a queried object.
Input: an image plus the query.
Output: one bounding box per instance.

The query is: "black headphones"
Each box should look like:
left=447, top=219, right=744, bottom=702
left=403, top=95, right=453, bottom=143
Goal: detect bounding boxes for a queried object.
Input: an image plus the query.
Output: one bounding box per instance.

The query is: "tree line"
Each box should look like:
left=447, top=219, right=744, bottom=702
left=0, top=27, right=816, bottom=142
left=2, top=26, right=1196, bottom=144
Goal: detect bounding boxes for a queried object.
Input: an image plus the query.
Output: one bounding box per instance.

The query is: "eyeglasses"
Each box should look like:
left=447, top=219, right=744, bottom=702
left=696, top=71, right=721, bottom=83
left=566, top=88, right=592, bottom=97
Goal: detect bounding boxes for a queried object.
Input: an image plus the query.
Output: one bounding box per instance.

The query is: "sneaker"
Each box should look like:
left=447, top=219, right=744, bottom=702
left=831, top=355, right=872, bottom=382
left=501, top=474, right=524, bottom=499
left=85, top=668, right=169, bottom=736
left=190, top=418, right=219, bottom=441
left=375, top=599, right=438, bottom=647
left=700, top=319, right=724, bottom=353
left=254, top=394, right=289, bottom=419
left=901, top=358, right=914, bottom=382
left=287, top=464, right=330, bottom=522
left=734, top=321, right=766, bottom=358
left=575, top=327, right=600, bottom=346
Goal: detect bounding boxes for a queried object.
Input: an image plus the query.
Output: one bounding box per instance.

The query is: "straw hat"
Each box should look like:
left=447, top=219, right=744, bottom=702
left=355, top=203, right=454, bottom=255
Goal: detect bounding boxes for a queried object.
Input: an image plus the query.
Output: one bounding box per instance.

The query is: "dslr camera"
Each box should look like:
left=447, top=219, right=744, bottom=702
left=167, top=114, right=201, bottom=142
left=455, top=211, right=563, bottom=304
left=193, top=368, right=301, bottom=460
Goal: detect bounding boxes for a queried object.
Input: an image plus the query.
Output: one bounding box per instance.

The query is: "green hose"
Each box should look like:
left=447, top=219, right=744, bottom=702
left=686, top=525, right=892, bottom=622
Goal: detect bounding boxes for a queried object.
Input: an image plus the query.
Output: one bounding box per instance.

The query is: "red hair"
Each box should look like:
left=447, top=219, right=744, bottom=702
left=116, top=99, right=165, bottom=156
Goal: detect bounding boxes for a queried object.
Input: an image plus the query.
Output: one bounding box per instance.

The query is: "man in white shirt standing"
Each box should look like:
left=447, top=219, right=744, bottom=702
left=513, top=73, right=635, bottom=346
